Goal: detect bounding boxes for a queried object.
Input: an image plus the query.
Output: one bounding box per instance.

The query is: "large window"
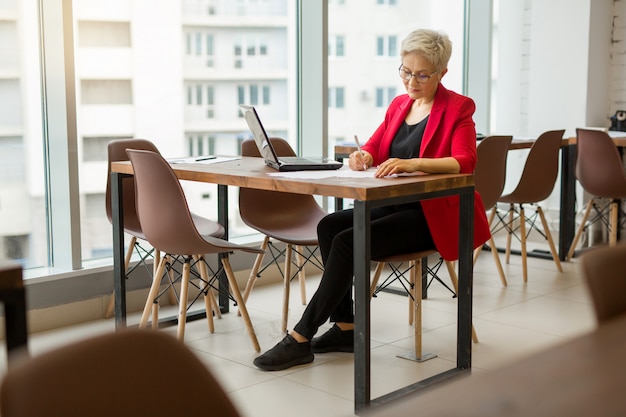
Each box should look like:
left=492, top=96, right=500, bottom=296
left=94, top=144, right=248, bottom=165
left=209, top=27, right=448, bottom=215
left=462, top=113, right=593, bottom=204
left=0, top=0, right=46, bottom=269
left=6, top=0, right=472, bottom=274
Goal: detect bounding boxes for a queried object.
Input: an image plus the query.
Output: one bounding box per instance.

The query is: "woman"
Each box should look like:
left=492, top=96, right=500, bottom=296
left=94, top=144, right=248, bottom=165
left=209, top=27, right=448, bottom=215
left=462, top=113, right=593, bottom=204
left=254, top=28, right=490, bottom=371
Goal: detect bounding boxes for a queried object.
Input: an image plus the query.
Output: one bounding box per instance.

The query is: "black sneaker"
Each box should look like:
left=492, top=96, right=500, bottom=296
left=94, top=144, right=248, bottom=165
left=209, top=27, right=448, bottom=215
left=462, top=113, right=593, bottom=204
left=311, top=324, right=354, bottom=353
left=253, top=334, right=314, bottom=371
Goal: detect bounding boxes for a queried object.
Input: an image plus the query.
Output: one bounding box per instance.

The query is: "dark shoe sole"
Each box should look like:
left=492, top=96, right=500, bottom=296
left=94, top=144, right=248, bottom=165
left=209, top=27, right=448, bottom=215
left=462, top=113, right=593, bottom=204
left=312, top=345, right=354, bottom=353
left=254, top=353, right=314, bottom=371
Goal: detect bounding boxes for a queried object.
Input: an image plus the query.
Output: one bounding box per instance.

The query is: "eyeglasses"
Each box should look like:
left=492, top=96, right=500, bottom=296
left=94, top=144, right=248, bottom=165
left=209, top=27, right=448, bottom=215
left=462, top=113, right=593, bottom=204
left=398, top=65, right=438, bottom=84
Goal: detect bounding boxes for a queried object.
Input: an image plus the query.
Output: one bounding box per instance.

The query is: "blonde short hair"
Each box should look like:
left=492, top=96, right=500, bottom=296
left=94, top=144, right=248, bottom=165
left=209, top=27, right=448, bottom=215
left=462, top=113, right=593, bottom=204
left=401, top=29, right=452, bottom=73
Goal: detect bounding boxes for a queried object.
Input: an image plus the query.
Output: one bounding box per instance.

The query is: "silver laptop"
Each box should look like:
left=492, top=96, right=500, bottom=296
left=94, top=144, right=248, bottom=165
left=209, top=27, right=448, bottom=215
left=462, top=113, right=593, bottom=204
left=240, top=105, right=343, bottom=172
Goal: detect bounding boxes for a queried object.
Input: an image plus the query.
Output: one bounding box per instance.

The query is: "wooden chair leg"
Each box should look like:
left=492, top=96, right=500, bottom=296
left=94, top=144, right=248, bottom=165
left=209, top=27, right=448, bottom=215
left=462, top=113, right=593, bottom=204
left=241, top=236, right=269, bottom=304
left=610, top=200, right=619, bottom=246
left=519, top=205, right=528, bottom=283
left=489, top=235, right=508, bottom=286
left=282, top=244, right=292, bottom=333
left=567, top=199, right=594, bottom=261
left=295, top=245, right=307, bottom=305
left=473, top=234, right=507, bottom=287
left=208, top=288, right=221, bottom=319
left=505, top=205, right=514, bottom=264
left=139, top=256, right=167, bottom=328
left=537, top=206, right=563, bottom=273
left=176, top=259, right=191, bottom=341
left=104, top=237, right=137, bottom=319
left=413, top=258, right=422, bottom=357
left=370, top=262, right=386, bottom=297
left=221, top=257, right=260, bottom=352
left=445, top=261, right=478, bottom=343
left=196, top=256, right=215, bottom=334
left=408, top=261, right=416, bottom=326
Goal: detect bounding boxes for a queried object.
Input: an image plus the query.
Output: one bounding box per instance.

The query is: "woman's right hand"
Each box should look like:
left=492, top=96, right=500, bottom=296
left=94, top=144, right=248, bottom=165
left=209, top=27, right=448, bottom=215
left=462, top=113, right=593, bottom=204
left=348, top=151, right=371, bottom=171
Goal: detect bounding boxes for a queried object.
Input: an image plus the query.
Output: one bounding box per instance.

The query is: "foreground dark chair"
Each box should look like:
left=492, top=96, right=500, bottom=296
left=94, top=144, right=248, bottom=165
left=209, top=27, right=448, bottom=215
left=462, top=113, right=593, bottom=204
left=579, top=244, right=626, bottom=323
left=0, top=330, right=242, bottom=417
left=127, top=149, right=264, bottom=350
left=566, top=129, right=626, bottom=260
left=239, top=137, right=326, bottom=332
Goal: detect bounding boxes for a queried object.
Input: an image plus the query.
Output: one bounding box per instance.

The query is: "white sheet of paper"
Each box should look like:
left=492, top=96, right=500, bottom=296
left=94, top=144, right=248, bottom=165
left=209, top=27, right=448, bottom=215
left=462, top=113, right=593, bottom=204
left=168, top=156, right=240, bottom=165
left=267, top=167, right=427, bottom=179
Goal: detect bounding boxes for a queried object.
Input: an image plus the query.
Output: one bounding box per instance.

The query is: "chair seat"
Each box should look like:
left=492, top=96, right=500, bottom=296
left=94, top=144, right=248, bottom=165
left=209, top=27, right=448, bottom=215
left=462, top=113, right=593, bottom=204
left=193, top=213, right=225, bottom=238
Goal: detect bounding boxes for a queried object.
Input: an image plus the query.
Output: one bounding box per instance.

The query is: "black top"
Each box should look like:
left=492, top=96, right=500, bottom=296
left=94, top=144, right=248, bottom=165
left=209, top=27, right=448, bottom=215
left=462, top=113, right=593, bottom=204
left=388, top=115, right=429, bottom=211
left=389, top=115, right=429, bottom=158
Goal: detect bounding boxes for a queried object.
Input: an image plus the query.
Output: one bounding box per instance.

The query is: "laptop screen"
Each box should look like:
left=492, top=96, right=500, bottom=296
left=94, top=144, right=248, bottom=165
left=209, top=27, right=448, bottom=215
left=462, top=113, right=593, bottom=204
left=240, top=105, right=280, bottom=165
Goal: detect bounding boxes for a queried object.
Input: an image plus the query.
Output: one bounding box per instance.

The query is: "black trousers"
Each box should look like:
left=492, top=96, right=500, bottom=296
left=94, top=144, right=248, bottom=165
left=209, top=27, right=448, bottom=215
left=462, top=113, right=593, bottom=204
left=293, top=204, right=435, bottom=340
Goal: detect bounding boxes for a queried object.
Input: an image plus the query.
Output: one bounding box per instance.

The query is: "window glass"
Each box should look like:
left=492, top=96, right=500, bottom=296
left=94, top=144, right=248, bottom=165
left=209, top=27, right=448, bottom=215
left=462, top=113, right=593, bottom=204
left=0, top=0, right=47, bottom=268
left=73, top=0, right=291, bottom=262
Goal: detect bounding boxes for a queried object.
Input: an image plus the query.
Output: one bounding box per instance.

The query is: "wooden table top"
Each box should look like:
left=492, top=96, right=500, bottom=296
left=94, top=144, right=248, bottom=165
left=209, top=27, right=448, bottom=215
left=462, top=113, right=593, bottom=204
left=112, top=156, right=474, bottom=202
left=364, top=314, right=626, bottom=417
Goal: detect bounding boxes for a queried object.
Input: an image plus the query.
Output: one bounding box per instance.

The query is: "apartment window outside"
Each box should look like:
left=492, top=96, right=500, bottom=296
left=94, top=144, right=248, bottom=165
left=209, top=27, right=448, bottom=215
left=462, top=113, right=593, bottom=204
left=206, top=34, right=214, bottom=67
left=376, top=35, right=397, bottom=57
left=328, top=87, right=345, bottom=109
left=329, top=35, right=345, bottom=57
left=375, top=87, right=397, bottom=108
left=187, top=134, right=216, bottom=157
left=263, top=85, right=270, bottom=105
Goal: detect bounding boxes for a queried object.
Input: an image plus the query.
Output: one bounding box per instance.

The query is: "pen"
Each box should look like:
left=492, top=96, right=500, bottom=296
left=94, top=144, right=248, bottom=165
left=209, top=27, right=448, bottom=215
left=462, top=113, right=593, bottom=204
left=354, top=135, right=367, bottom=170
left=195, top=156, right=217, bottom=161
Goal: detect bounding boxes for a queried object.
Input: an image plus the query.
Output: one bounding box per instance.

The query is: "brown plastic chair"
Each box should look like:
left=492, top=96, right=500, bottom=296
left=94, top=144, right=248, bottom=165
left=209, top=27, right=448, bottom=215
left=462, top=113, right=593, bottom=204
left=473, top=135, right=512, bottom=286
left=579, top=244, right=626, bottom=323
left=126, top=149, right=264, bottom=350
left=0, top=330, right=243, bottom=417
left=566, top=129, right=626, bottom=260
left=104, top=139, right=224, bottom=318
left=239, top=138, right=327, bottom=332
left=371, top=250, right=478, bottom=362
left=495, top=129, right=565, bottom=282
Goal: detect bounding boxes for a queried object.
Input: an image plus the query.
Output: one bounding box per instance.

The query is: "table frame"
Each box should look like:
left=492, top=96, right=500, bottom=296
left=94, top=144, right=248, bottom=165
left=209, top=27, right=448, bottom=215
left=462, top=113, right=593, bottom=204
left=111, top=157, right=475, bottom=413
left=0, top=261, right=28, bottom=364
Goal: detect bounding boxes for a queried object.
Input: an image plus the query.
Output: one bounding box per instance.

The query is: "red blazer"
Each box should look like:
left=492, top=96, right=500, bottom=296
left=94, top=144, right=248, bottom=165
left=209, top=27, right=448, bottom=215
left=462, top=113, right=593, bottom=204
left=362, top=84, right=490, bottom=260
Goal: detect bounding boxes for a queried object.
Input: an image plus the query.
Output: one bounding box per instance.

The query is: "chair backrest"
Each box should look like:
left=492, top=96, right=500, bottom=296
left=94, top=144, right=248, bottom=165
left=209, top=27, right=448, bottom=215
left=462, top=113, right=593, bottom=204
left=127, top=148, right=259, bottom=256
left=0, top=330, right=242, bottom=417
left=241, top=136, right=296, bottom=158
left=239, top=138, right=327, bottom=245
left=502, top=129, right=565, bottom=203
left=475, top=135, right=513, bottom=210
left=105, top=138, right=160, bottom=236
left=580, top=244, right=626, bottom=323
left=575, top=128, right=626, bottom=199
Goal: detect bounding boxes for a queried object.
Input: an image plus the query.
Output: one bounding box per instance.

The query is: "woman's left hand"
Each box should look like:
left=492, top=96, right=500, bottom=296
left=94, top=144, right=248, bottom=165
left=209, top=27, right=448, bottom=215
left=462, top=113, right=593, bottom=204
left=374, top=158, right=419, bottom=178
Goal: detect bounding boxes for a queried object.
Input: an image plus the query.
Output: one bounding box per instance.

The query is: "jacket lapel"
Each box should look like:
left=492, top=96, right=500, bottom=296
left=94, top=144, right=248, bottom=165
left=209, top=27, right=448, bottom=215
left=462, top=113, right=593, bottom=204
left=421, top=84, right=448, bottom=156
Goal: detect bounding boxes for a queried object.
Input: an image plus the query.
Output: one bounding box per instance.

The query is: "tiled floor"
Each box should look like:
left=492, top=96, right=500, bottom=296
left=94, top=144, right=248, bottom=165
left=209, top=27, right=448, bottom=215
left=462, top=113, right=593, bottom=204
left=5, top=246, right=596, bottom=417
